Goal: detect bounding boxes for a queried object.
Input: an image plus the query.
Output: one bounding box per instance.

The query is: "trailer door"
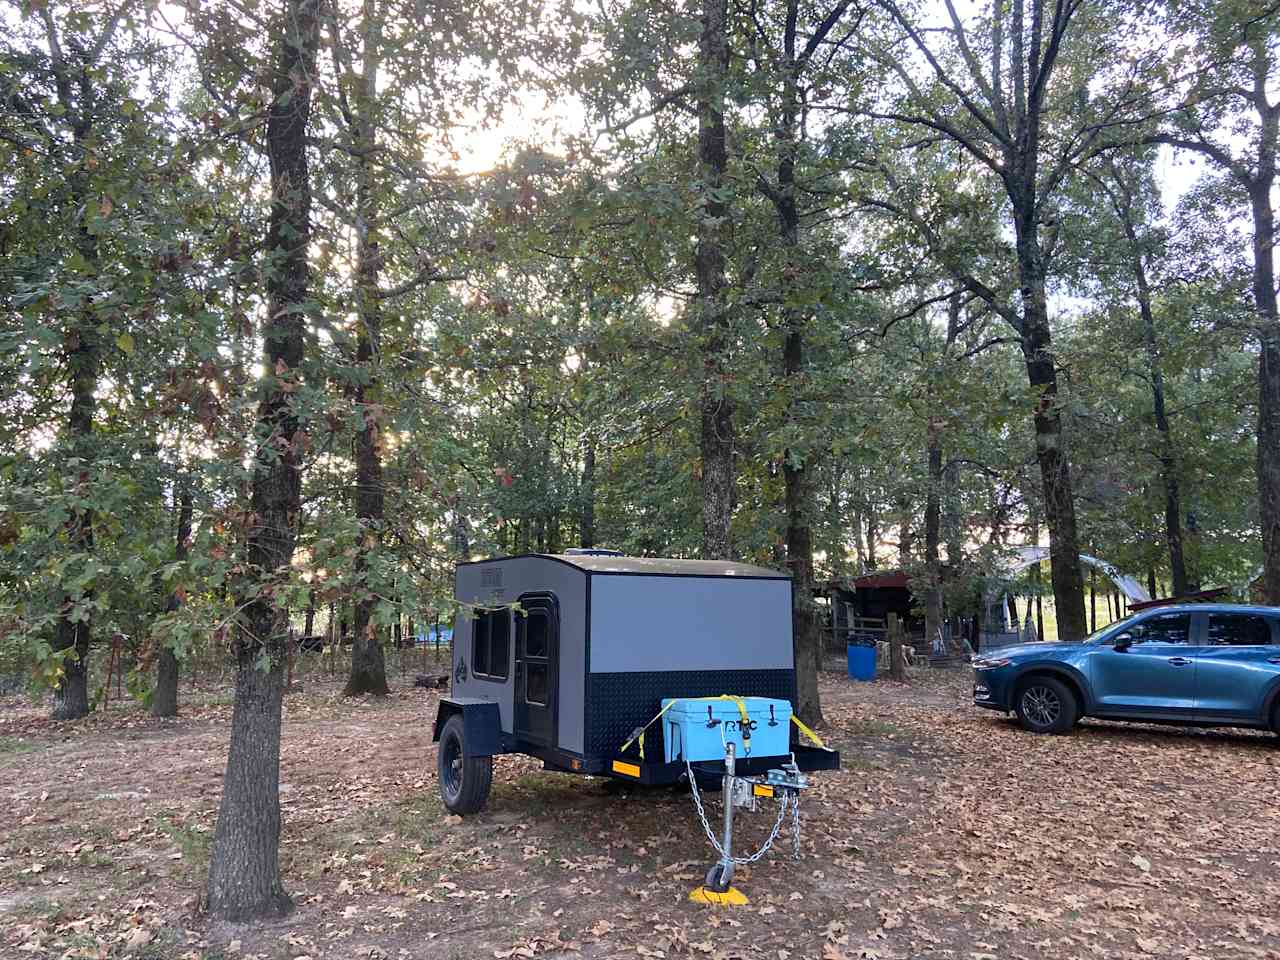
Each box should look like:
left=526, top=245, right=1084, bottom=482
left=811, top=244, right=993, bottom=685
left=515, top=593, right=558, bottom=747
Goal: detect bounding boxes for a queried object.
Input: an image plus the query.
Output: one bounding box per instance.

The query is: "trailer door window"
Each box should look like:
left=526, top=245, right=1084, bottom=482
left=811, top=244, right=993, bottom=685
left=472, top=609, right=509, bottom=681
left=523, top=608, right=550, bottom=704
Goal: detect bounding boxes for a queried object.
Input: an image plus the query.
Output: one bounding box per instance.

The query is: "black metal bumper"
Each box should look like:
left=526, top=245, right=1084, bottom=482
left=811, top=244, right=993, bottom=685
left=606, top=743, right=840, bottom=785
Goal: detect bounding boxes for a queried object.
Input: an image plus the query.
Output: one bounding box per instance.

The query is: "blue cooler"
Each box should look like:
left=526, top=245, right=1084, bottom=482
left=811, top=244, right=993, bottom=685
left=847, top=643, right=876, bottom=681
left=661, top=696, right=792, bottom=762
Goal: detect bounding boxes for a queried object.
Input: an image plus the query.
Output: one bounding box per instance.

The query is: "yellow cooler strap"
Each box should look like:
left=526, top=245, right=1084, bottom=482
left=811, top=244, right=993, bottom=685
left=790, top=714, right=829, bottom=750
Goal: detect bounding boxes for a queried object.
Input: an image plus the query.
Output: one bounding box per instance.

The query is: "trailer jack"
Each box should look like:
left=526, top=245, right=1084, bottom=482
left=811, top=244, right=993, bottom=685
left=686, top=741, right=809, bottom=906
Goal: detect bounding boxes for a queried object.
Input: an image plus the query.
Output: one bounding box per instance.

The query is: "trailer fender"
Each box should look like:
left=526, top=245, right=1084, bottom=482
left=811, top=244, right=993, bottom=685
left=432, top=698, right=502, bottom=757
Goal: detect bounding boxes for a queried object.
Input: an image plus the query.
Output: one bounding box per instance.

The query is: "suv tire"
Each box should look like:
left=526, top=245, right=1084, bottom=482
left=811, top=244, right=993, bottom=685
left=1015, top=676, right=1077, bottom=735
left=437, top=714, right=494, bottom=815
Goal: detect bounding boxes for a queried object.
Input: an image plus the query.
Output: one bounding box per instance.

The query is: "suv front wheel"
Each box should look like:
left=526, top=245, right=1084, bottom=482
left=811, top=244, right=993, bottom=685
left=1015, top=676, right=1078, bottom=735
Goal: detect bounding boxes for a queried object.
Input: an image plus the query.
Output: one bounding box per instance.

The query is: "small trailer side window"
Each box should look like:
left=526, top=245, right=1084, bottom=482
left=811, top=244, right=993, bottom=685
left=472, top=609, right=510, bottom=681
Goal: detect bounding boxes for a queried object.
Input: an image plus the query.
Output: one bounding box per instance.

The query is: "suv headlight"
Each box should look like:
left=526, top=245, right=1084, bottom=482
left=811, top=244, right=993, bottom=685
left=971, top=657, right=1011, bottom=670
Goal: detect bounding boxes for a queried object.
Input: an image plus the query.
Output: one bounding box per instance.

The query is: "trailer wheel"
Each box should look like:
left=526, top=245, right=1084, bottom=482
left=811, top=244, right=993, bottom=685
left=704, top=862, right=733, bottom=893
left=437, top=714, right=493, bottom=815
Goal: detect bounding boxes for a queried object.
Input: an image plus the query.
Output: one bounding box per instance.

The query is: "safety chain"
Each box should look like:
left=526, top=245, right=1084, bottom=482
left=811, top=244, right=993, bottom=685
left=685, top=759, right=802, bottom=864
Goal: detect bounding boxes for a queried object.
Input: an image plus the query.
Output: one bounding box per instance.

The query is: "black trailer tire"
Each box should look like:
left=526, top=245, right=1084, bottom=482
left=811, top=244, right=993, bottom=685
left=1014, top=676, right=1077, bottom=735
left=438, top=714, right=493, bottom=815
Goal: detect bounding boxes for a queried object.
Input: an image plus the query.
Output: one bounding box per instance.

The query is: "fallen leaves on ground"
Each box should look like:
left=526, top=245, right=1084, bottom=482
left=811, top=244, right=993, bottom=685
left=1, top=670, right=1278, bottom=959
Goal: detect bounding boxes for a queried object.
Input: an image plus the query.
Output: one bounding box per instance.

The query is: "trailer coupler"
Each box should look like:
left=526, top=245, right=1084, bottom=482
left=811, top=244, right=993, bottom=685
left=687, top=741, right=810, bottom=906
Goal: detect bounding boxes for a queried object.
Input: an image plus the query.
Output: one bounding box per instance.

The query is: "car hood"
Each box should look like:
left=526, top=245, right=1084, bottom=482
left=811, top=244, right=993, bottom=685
left=980, top=642, right=1080, bottom=660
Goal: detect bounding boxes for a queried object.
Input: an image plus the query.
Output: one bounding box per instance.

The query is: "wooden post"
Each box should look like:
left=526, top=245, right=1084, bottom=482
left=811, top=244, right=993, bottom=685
left=887, top=612, right=906, bottom=681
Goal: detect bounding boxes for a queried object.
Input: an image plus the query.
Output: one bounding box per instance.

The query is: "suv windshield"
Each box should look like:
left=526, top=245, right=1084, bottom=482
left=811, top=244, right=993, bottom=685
left=1084, top=614, right=1140, bottom=644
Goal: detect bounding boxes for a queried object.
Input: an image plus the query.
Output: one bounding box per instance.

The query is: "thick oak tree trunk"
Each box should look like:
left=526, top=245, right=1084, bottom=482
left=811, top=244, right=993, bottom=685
left=1014, top=227, right=1088, bottom=641
left=206, top=0, right=318, bottom=920
left=51, top=325, right=96, bottom=721
left=695, top=0, right=735, bottom=560
left=49, top=49, right=102, bottom=721
left=1251, top=184, right=1280, bottom=604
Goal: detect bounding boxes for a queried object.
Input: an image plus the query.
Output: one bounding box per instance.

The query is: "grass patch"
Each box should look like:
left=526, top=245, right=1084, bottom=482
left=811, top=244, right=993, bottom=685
left=0, top=736, right=38, bottom=756
left=155, top=813, right=211, bottom=871
left=847, top=718, right=905, bottom=737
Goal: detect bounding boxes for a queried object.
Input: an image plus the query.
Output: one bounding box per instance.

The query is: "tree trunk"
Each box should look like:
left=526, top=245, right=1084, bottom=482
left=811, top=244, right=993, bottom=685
left=344, top=1, right=389, bottom=697
left=206, top=0, right=318, bottom=921
left=153, top=481, right=193, bottom=718
left=51, top=323, right=96, bottom=721
left=1251, top=182, right=1280, bottom=604
left=695, top=0, right=735, bottom=560
left=887, top=613, right=906, bottom=682
left=769, top=3, right=822, bottom=724
left=1117, top=182, right=1189, bottom=595
left=1014, top=227, right=1088, bottom=640
left=865, top=508, right=879, bottom=570
left=896, top=505, right=913, bottom=567
left=923, top=417, right=943, bottom=656
left=47, top=31, right=103, bottom=721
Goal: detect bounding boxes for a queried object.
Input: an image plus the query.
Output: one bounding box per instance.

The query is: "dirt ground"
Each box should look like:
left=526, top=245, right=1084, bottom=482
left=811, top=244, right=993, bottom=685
left=2, top=667, right=1278, bottom=960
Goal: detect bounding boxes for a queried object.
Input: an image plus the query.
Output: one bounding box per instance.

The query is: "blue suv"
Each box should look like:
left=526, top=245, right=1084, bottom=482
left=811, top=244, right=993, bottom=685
left=972, top=604, right=1280, bottom=735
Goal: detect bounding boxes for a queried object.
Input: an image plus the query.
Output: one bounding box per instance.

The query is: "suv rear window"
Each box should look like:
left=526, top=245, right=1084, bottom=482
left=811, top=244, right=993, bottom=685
left=1207, top=613, right=1275, bottom=646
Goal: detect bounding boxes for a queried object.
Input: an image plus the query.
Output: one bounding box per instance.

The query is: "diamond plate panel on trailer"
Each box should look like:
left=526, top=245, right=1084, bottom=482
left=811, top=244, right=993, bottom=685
left=584, top=669, right=796, bottom=763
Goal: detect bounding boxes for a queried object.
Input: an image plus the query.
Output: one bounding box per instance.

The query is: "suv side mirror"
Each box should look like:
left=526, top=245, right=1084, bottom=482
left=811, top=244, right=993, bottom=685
left=1113, top=633, right=1133, bottom=652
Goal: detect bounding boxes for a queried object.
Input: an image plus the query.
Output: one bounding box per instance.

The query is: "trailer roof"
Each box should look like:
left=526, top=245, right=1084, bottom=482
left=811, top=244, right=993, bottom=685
left=548, top=554, right=789, bottom=578
left=459, top=553, right=790, bottom=578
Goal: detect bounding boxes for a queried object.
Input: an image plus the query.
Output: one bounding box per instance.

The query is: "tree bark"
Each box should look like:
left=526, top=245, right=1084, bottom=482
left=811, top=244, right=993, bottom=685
left=153, top=481, right=193, bottom=718
left=1251, top=181, right=1280, bottom=604
left=695, top=0, right=735, bottom=560
left=1109, top=172, right=1189, bottom=595
left=51, top=318, right=96, bottom=721
left=1014, top=226, right=1088, bottom=640
left=206, top=0, right=318, bottom=921
left=344, top=0, right=389, bottom=697
left=766, top=0, right=830, bottom=725
left=303, top=590, right=316, bottom=637
left=45, top=15, right=105, bottom=721
left=923, top=417, right=943, bottom=654
left=887, top=613, right=905, bottom=682
left=865, top=508, right=879, bottom=570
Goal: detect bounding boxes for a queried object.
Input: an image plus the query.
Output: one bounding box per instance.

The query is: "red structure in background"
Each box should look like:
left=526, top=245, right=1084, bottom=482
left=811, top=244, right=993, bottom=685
left=1127, top=587, right=1231, bottom=612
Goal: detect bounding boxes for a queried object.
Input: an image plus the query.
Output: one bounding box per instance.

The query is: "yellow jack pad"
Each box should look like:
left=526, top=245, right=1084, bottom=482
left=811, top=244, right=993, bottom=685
left=689, top=886, right=749, bottom=906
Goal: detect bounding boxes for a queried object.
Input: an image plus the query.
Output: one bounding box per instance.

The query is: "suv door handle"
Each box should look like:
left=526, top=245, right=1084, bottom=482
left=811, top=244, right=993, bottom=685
left=1167, top=657, right=1193, bottom=666
left=1268, top=656, right=1280, bottom=664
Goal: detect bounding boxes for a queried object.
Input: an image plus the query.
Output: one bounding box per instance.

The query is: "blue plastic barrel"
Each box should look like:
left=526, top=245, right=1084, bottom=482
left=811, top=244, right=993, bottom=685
left=847, top=644, right=876, bottom=681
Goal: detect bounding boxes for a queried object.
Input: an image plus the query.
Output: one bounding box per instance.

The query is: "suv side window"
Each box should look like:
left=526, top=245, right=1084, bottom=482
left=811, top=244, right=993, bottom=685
left=1206, top=613, right=1275, bottom=647
left=1128, top=613, right=1192, bottom=645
